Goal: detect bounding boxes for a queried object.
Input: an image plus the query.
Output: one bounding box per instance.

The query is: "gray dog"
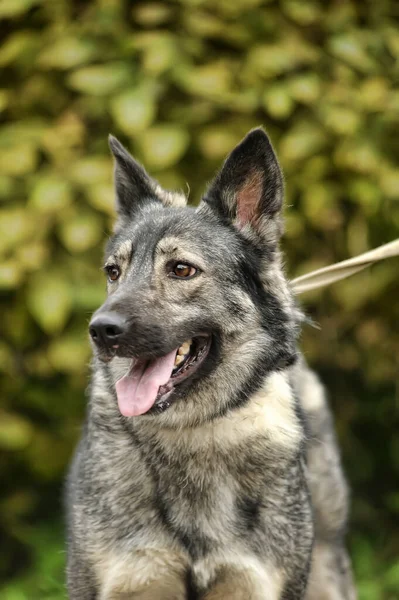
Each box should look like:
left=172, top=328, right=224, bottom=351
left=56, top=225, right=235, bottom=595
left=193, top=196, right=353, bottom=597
left=66, top=129, right=356, bottom=599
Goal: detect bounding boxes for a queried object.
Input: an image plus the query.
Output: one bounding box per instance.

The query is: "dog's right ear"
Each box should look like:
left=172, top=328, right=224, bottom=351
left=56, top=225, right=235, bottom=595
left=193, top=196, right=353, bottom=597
left=199, top=128, right=284, bottom=246
left=109, top=135, right=158, bottom=220
left=109, top=135, right=186, bottom=221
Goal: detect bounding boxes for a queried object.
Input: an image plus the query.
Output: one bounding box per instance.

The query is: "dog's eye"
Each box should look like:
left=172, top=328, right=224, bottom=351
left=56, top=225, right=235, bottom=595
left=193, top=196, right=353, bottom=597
left=169, top=263, right=197, bottom=279
left=105, top=265, right=120, bottom=282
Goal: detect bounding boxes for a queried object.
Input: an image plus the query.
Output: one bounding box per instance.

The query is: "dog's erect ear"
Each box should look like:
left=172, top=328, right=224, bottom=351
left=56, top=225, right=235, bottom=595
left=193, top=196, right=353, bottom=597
left=109, top=135, right=186, bottom=220
left=200, top=128, right=284, bottom=244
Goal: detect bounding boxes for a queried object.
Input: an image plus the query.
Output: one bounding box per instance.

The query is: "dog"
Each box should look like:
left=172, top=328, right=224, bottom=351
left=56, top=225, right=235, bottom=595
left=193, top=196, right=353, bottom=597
left=66, top=128, right=356, bottom=599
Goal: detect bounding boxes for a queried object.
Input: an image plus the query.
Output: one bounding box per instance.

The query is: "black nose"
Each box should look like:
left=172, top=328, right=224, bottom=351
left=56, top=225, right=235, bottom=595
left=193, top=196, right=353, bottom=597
left=89, top=312, right=126, bottom=347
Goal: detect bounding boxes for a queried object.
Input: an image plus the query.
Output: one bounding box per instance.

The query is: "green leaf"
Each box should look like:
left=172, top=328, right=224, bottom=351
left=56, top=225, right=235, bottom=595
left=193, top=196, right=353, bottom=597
left=73, top=283, right=105, bottom=310
left=47, top=335, right=90, bottom=373
left=334, top=140, right=380, bottom=174
left=69, top=157, right=111, bottom=186
left=139, top=33, right=178, bottom=74
left=248, top=39, right=316, bottom=78
left=85, top=182, right=115, bottom=214
left=38, top=36, right=97, bottom=69
left=379, top=167, right=399, bottom=199
left=138, top=125, right=189, bottom=169
left=27, top=273, right=72, bottom=333
left=175, top=62, right=233, bottom=98
left=133, top=3, right=173, bottom=27
left=0, top=0, right=40, bottom=19
left=0, top=31, right=39, bottom=66
left=262, top=85, right=294, bottom=119
left=0, top=260, right=23, bottom=289
left=322, top=106, right=361, bottom=135
left=110, top=87, right=156, bottom=135
left=0, top=119, right=47, bottom=146
left=29, top=176, right=73, bottom=213
left=0, top=411, right=33, bottom=451
left=302, top=182, right=342, bottom=231
left=283, top=0, right=321, bottom=25
left=17, top=242, right=48, bottom=271
left=288, top=73, right=321, bottom=104
left=0, top=209, right=36, bottom=255
left=0, top=89, right=9, bottom=113
left=348, top=179, right=381, bottom=215
left=329, top=33, right=377, bottom=72
left=0, top=174, right=14, bottom=198
left=357, top=581, right=383, bottom=600
left=280, top=124, right=326, bottom=162
left=67, top=63, right=132, bottom=96
left=0, top=143, right=37, bottom=175
left=198, top=127, right=242, bottom=160
left=384, top=561, right=399, bottom=589
left=58, top=213, right=103, bottom=253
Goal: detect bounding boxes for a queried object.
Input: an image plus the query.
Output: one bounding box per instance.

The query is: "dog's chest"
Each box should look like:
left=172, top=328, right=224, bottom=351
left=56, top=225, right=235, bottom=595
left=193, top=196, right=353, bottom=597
left=149, top=447, right=253, bottom=561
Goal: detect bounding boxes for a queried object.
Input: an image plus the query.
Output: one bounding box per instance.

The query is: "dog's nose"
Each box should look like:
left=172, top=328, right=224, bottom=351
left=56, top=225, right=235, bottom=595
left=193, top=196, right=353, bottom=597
left=89, top=312, right=126, bottom=346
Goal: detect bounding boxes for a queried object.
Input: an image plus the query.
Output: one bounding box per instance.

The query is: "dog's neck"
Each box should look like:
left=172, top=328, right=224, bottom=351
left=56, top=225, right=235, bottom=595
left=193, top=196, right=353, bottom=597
left=138, top=370, right=302, bottom=452
left=89, top=366, right=304, bottom=461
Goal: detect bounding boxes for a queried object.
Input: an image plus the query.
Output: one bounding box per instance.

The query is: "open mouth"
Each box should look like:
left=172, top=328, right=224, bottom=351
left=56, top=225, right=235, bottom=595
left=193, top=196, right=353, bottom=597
left=115, top=335, right=211, bottom=417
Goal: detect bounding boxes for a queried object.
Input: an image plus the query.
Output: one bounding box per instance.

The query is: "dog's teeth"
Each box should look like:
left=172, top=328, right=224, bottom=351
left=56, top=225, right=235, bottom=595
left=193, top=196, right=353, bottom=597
left=174, top=354, right=184, bottom=366
left=178, top=341, right=191, bottom=356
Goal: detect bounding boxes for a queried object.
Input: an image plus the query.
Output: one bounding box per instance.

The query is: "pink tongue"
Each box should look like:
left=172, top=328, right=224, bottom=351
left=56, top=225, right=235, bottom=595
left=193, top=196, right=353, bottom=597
left=115, top=349, right=178, bottom=417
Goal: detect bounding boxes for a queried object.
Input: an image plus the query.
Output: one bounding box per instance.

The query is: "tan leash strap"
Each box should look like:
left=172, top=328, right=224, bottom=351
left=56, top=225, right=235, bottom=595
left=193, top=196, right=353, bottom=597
left=291, top=239, right=399, bottom=295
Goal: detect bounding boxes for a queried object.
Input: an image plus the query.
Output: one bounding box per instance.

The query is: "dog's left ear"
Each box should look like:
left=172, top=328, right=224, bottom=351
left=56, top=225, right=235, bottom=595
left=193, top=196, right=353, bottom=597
left=200, top=128, right=283, bottom=244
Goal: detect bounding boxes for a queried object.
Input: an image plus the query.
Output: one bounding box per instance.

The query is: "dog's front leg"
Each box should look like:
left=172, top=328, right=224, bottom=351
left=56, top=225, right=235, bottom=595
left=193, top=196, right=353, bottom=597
left=98, top=548, right=189, bottom=600
left=198, top=562, right=284, bottom=600
left=201, top=570, right=264, bottom=600
left=100, top=573, right=187, bottom=600
left=67, top=550, right=97, bottom=600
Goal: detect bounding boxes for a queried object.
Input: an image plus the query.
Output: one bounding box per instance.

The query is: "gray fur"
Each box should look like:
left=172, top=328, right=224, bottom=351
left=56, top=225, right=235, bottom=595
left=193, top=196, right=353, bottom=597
left=66, top=129, right=356, bottom=599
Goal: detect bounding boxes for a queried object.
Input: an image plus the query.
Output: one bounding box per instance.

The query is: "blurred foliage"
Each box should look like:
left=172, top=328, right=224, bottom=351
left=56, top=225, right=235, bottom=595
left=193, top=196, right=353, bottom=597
left=0, top=0, right=398, bottom=598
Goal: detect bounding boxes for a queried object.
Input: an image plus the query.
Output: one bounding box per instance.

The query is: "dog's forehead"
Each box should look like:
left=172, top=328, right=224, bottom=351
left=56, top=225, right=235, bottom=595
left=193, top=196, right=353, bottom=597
left=107, top=206, right=237, bottom=259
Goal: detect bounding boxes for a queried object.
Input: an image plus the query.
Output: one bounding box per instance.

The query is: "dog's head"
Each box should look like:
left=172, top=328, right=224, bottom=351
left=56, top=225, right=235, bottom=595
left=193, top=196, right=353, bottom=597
left=90, top=129, right=299, bottom=427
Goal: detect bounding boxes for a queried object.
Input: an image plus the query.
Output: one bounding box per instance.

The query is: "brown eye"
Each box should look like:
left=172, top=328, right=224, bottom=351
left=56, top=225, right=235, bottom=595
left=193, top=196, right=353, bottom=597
left=106, top=265, right=120, bottom=282
left=170, top=263, right=197, bottom=279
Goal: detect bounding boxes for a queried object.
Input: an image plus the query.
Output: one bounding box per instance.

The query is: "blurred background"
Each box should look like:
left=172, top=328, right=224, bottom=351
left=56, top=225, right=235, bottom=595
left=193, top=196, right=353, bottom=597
left=0, top=0, right=398, bottom=598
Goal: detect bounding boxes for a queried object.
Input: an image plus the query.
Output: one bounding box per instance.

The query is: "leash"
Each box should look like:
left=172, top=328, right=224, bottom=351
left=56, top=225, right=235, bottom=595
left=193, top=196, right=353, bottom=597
left=291, top=239, right=399, bottom=294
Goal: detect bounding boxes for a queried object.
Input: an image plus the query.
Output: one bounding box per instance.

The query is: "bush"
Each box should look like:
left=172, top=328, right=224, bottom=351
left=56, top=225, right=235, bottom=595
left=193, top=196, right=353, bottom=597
left=0, top=1, right=398, bottom=598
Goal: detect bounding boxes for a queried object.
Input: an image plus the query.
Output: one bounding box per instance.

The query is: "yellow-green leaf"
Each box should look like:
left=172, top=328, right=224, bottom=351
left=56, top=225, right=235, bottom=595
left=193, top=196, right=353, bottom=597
left=0, top=209, right=35, bottom=255
left=141, top=33, right=178, bottom=75
left=262, top=85, right=294, bottom=119
left=16, top=242, right=48, bottom=271
left=29, top=176, right=73, bottom=213
left=27, top=274, right=72, bottom=333
left=69, top=157, right=111, bottom=186
left=176, top=62, right=233, bottom=98
left=0, top=0, right=39, bottom=19
left=110, top=87, right=156, bottom=135
left=280, top=124, right=326, bottom=161
left=198, top=127, right=242, bottom=160
left=0, top=143, right=37, bottom=175
left=0, top=411, right=33, bottom=451
left=0, top=260, right=23, bottom=289
left=47, top=335, right=90, bottom=373
left=329, top=34, right=376, bottom=72
left=133, top=3, right=173, bottom=27
left=0, top=31, right=38, bottom=66
left=288, top=73, right=321, bottom=104
left=85, top=182, right=115, bottom=215
left=322, top=106, right=361, bottom=136
left=67, top=63, right=131, bottom=96
left=58, top=213, right=103, bottom=253
left=138, top=126, right=189, bottom=170
left=38, top=37, right=96, bottom=69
